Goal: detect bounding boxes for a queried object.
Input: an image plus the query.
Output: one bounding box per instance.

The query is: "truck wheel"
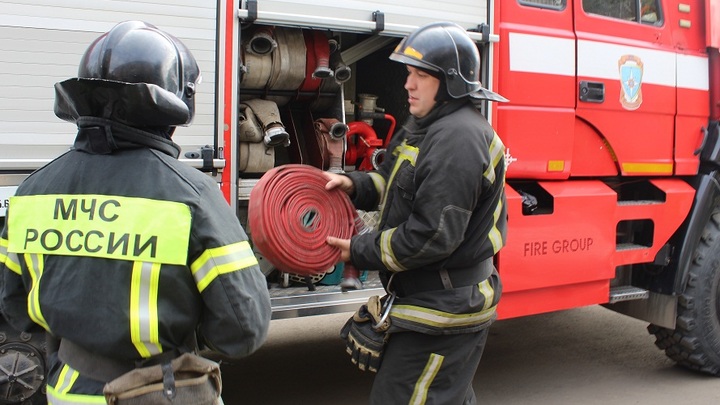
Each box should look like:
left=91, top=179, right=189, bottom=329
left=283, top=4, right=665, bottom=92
left=647, top=208, right=720, bottom=375
left=0, top=339, right=47, bottom=404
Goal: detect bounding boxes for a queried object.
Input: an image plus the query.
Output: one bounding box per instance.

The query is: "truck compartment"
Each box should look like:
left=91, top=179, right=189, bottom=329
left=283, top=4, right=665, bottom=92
left=234, top=4, right=496, bottom=317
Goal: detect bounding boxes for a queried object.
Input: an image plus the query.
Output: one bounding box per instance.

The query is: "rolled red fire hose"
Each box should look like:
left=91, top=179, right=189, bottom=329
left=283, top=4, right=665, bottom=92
left=248, top=164, right=356, bottom=276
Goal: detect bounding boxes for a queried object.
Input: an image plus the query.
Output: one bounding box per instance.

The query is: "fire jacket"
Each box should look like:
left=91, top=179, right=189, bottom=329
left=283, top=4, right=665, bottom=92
left=347, top=99, right=507, bottom=334
left=0, top=117, right=271, bottom=402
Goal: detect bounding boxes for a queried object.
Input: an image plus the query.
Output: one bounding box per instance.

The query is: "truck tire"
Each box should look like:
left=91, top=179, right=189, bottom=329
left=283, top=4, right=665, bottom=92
left=0, top=328, right=47, bottom=405
left=647, top=207, right=720, bottom=376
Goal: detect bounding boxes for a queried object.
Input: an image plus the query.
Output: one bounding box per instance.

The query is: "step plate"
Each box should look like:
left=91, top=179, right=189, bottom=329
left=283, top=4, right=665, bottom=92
left=609, top=285, right=649, bottom=304
left=269, top=272, right=384, bottom=319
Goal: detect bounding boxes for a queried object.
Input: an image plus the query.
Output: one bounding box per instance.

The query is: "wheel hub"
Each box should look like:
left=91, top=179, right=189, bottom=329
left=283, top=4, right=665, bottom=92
left=0, top=343, right=45, bottom=404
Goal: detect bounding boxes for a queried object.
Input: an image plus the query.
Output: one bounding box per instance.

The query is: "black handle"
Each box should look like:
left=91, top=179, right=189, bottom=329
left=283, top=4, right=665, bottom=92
left=579, top=81, right=605, bottom=103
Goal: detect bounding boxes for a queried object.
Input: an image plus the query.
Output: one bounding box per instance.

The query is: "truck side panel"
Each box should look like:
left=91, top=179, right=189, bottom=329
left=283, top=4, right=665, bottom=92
left=239, top=0, right=490, bottom=37
left=0, top=0, right=218, bottom=165
left=494, top=0, right=703, bottom=320
left=496, top=1, right=578, bottom=180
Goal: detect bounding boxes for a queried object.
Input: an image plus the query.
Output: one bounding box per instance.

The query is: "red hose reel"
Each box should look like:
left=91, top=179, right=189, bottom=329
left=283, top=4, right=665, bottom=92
left=248, top=164, right=356, bottom=276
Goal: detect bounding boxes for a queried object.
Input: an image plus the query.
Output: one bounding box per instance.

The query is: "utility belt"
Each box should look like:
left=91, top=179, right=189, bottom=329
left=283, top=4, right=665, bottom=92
left=386, top=257, right=495, bottom=297
left=58, top=339, right=180, bottom=382
left=341, top=258, right=496, bottom=372
left=58, top=339, right=221, bottom=404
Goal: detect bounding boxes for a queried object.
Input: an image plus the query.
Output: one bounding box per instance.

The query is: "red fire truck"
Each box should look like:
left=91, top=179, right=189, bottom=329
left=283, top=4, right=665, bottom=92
left=0, top=0, right=718, bottom=403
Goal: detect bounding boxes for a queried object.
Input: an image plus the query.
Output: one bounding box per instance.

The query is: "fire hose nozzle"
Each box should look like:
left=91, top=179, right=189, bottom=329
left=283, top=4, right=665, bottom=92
left=328, top=38, right=340, bottom=54
left=264, top=125, right=290, bottom=147
left=312, top=66, right=334, bottom=79
left=334, top=65, right=351, bottom=84
left=311, top=31, right=334, bottom=79
left=330, top=49, right=351, bottom=84
left=329, top=122, right=348, bottom=139
left=247, top=27, right=277, bottom=55
left=370, top=148, right=386, bottom=170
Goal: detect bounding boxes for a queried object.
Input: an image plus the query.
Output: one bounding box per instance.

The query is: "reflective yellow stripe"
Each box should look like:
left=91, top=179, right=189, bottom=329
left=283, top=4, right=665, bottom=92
left=391, top=278, right=497, bottom=327
left=478, top=278, right=495, bottom=311
left=483, top=132, right=505, bottom=184
left=47, top=364, right=105, bottom=404
left=488, top=134, right=506, bottom=254
left=47, top=386, right=106, bottom=404
left=0, top=237, right=21, bottom=274
left=8, top=194, right=191, bottom=265
left=368, top=172, right=386, bottom=202
left=375, top=142, right=418, bottom=272
left=488, top=198, right=504, bottom=254
left=191, top=241, right=258, bottom=292
left=25, top=254, right=49, bottom=331
left=390, top=303, right=496, bottom=328
left=130, top=261, right=162, bottom=358
left=409, top=353, right=444, bottom=405
left=55, top=364, right=79, bottom=395
left=379, top=141, right=418, bottom=220
left=380, top=228, right=405, bottom=272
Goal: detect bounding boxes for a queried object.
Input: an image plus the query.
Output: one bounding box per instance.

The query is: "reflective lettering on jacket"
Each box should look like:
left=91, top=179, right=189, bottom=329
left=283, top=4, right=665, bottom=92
left=7, top=194, right=193, bottom=356
left=7, top=194, right=191, bottom=265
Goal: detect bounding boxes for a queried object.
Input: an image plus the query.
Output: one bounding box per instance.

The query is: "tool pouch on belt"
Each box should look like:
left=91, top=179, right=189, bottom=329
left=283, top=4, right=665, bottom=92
left=103, top=353, right=221, bottom=405
left=340, top=295, right=392, bottom=373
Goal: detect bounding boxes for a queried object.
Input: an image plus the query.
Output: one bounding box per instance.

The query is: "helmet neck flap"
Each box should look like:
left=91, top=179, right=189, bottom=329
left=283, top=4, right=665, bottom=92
left=54, top=21, right=201, bottom=128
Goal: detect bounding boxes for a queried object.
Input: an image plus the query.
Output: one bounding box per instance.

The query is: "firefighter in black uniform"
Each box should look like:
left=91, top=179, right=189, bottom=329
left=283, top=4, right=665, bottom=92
left=0, top=21, right=271, bottom=404
left=326, top=22, right=508, bottom=404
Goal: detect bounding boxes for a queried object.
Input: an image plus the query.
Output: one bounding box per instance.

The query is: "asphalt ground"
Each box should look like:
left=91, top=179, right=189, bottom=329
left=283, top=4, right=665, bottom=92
left=221, top=305, right=720, bottom=405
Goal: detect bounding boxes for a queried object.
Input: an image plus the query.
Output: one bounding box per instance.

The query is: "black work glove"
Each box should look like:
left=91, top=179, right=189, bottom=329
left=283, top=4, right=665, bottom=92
left=340, top=297, right=389, bottom=373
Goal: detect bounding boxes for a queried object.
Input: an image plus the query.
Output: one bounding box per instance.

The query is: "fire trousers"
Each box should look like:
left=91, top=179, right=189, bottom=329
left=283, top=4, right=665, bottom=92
left=370, top=328, right=490, bottom=405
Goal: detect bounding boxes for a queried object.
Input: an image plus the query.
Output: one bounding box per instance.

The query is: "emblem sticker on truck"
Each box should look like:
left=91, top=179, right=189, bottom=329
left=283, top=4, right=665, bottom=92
left=618, top=55, right=644, bottom=110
